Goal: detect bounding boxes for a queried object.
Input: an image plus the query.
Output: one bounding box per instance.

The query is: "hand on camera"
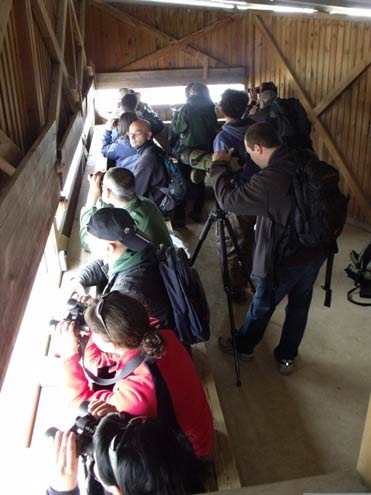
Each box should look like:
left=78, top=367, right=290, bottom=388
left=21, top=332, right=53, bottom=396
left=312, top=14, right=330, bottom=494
left=106, top=118, right=118, bottom=131
left=88, top=399, right=118, bottom=417
left=212, top=148, right=234, bottom=163
left=49, top=430, right=78, bottom=493
left=52, top=320, right=80, bottom=359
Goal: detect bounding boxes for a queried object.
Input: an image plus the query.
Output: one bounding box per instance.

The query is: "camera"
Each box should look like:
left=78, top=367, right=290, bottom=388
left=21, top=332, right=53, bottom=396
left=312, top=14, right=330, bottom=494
left=46, top=403, right=100, bottom=457
left=50, top=298, right=90, bottom=334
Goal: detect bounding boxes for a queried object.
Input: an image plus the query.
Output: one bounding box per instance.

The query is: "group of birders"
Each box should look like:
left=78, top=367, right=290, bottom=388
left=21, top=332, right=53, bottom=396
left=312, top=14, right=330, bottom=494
left=48, top=81, right=329, bottom=495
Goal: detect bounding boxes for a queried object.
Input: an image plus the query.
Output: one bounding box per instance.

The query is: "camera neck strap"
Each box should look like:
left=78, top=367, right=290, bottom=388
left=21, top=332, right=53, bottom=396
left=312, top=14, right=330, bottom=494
left=82, top=352, right=148, bottom=387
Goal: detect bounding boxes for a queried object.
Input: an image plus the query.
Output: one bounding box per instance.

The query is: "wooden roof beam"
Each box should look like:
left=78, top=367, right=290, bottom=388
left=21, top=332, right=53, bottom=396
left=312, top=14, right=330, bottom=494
left=314, top=56, right=371, bottom=116
left=92, top=1, right=229, bottom=69
left=254, top=14, right=371, bottom=222
left=119, top=13, right=242, bottom=71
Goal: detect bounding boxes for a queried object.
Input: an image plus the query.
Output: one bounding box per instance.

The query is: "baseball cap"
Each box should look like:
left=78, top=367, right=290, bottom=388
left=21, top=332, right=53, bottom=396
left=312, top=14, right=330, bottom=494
left=87, top=208, right=150, bottom=251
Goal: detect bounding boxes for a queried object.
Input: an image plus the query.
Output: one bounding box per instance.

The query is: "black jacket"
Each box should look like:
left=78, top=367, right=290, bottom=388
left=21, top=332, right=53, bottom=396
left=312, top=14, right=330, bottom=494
left=77, top=256, right=173, bottom=328
left=211, top=145, right=322, bottom=278
left=134, top=141, right=168, bottom=207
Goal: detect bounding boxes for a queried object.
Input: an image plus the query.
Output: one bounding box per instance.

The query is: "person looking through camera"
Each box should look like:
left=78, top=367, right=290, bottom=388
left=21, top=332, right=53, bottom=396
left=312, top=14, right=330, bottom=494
left=47, top=413, right=205, bottom=495
left=52, top=291, right=213, bottom=459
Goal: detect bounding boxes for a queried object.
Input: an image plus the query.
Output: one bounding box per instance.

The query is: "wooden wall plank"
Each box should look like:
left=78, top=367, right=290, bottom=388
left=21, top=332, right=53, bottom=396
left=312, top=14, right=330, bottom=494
left=0, top=122, right=59, bottom=387
left=0, top=0, right=13, bottom=56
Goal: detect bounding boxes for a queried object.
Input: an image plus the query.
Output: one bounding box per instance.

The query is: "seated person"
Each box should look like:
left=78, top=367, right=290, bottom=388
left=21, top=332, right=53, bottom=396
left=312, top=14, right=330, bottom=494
left=52, top=292, right=213, bottom=459
left=75, top=207, right=173, bottom=328
left=121, top=92, right=164, bottom=136
left=101, top=112, right=139, bottom=172
left=80, top=167, right=172, bottom=252
left=128, top=119, right=168, bottom=209
left=47, top=414, right=205, bottom=495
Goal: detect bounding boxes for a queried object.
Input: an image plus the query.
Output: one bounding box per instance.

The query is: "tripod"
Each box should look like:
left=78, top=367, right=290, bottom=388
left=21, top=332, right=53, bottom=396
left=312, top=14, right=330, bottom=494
left=189, top=205, right=254, bottom=386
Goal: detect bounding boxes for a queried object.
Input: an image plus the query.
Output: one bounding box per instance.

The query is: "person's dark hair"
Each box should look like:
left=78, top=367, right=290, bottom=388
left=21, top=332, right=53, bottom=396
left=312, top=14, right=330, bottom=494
left=190, top=82, right=211, bottom=100
left=118, top=112, right=138, bottom=137
left=220, top=89, right=249, bottom=119
left=261, top=81, right=278, bottom=94
left=121, top=93, right=138, bottom=112
left=244, top=122, right=281, bottom=149
left=105, top=168, right=136, bottom=202
left=94, top=413, right=204, bottom=495
left=85, top=292, right=165, bottom=358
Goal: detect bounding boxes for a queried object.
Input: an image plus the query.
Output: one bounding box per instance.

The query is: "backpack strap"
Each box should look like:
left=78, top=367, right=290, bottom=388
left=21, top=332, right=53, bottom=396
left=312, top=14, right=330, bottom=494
left=321, top=253, right=334, bottom=308
left=82, top=352, right=147, bottom=387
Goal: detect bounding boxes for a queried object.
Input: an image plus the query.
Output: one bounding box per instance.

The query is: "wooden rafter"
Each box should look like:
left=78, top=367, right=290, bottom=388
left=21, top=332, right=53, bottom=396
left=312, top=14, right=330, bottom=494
left=0, top=0, right=13, bottom=56
left=92, top=1, right=230, bottom=69
left=118, top=13, right=243, bottom=71
left=24, top=0, right=46, bottom=127
left=314, top=56, right=371, bottom=116
left=253, top=14, right=371, bottom=222
left=47, top=0, right=70, bottom=126
left=31, top=0, right=77, bottom=107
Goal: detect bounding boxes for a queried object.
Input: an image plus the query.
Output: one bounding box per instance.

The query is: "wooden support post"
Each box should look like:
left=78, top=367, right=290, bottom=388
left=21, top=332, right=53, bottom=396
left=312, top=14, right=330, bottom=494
left=0, top=0, right=13, bottom=56
left=357, top=394, right=371, bottom=488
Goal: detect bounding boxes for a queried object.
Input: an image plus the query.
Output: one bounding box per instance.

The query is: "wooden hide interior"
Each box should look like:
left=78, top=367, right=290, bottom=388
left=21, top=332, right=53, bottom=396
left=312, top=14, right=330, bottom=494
left=0, top=0, right=371, bottom=389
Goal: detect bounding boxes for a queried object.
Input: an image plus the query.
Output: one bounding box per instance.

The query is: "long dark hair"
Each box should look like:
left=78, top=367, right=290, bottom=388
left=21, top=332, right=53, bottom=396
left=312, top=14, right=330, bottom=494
left=93, top=413, right=203, bottom=495
left=85, top=292, right=165, bottom=358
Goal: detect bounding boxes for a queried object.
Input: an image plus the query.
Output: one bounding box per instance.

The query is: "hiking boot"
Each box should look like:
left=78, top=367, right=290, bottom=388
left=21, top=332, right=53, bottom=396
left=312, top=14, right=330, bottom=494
left=218, top=336, right=254, bottom=362
left=277, top=358, right=295, bottom=375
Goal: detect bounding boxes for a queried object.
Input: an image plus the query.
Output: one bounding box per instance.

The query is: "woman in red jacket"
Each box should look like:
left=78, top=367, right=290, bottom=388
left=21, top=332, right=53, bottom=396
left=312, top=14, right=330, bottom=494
left=53, top=291, right=213, bottom=459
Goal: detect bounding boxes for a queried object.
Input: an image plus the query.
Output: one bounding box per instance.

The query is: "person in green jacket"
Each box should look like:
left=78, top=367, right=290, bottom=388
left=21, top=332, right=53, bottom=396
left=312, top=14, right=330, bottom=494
left=170, top=82, right=217, bottom=224
left=80, top=167, right=172, bottom=253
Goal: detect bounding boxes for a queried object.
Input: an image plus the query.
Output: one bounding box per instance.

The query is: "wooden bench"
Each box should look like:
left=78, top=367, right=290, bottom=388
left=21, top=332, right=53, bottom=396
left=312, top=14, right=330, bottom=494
left=193, top=342, right=241, bottom=492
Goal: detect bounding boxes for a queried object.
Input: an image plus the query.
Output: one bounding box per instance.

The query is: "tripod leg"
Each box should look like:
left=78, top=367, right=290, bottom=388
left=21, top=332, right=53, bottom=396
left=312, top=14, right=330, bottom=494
left=218, top=217, right=242, bottom=386
left=223, top=215, right=255, bottom=293
left=189, top=213, right=215, bottom=266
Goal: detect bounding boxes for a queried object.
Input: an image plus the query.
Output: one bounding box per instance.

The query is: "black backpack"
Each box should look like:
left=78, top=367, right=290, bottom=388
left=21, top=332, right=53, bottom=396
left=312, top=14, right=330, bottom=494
left=345, top=241, right=371, bottom=306
left=159, top=157, right=187, bottom=215
left=156, top=245, right=210, bottom=344
left=276, top=151, right=349, bottom=307
left=270, top=98, right=312, bottom=149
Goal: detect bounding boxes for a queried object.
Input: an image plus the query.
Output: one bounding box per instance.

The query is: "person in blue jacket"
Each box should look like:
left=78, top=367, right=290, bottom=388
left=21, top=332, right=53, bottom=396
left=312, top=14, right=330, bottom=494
left=101, top=113, right=138, bottom=172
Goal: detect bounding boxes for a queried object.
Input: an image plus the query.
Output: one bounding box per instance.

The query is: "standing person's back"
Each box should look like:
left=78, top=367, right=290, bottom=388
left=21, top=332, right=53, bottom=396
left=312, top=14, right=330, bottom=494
left=170, top=83, right=217, bottom=224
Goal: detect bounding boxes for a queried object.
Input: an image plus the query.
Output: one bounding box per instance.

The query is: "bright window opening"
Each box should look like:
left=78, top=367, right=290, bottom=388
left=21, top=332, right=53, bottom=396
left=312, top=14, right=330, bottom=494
left=95, top=83, right=245, bottom=117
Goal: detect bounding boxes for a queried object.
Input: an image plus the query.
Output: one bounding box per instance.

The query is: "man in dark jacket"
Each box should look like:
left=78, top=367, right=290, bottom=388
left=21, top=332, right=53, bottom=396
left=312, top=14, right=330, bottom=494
left=74, top=207, right=173, bottom=328
left=128, top=119, right=168, bottom=209
left=214, top=89, right=259, bottom=303
left=211, top=123, right=325, bottom=374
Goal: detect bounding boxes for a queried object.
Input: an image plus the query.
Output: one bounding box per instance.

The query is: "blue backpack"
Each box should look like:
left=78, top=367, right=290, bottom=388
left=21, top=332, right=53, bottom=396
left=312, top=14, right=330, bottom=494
left=159, top=157, right=187, bottom=215
left=156, top=245, right=210, bottom=344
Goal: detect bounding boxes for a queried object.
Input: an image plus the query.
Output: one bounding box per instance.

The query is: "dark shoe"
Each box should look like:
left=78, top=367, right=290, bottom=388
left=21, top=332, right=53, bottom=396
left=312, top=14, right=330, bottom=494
left=218, top=336, right=254, bottom=362
left=172, top=218, right=186, bottom=229
left=230, top=288, right=247, bottom=304
left=277, top=358, right=295, bottom=375
left=188, top=211, right=203, bottom=223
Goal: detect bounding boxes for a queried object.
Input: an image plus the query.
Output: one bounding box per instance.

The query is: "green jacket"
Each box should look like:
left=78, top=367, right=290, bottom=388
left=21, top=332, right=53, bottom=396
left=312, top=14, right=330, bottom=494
left=171, top=95, right=217, bottom=151
left=80, top=195, right=172, bottom=253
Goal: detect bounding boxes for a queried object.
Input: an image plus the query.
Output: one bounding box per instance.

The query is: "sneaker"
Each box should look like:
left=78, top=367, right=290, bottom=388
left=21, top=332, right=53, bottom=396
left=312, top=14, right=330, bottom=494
left=277, top=358, right=295, bottom=375
left=218, top=336, right=254, bottom=362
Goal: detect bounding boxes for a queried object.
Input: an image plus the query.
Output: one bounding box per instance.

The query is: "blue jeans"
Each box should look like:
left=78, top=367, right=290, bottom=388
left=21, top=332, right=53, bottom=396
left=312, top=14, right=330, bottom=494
left=237, top=256, right=326, bottom=360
